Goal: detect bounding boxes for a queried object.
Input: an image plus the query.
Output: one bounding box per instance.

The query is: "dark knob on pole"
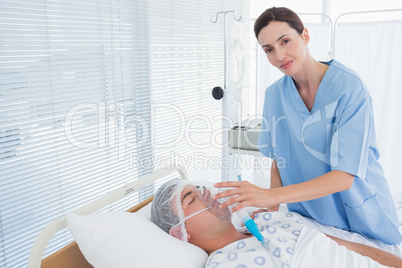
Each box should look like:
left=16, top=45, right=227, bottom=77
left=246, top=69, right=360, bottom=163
left=212, top=86, right=224, bottom=100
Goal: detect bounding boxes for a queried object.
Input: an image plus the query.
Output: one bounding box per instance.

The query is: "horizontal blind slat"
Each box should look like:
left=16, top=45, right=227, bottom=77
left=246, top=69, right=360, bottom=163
left=0, top=1, right=249, bottom=268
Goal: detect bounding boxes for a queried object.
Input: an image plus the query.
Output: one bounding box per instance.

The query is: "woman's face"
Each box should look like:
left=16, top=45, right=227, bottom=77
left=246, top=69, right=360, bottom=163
left=257, top=21, right=309, bottom=76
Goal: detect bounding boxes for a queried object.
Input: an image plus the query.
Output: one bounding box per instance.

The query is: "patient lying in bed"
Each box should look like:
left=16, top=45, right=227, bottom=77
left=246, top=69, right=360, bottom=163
left=151, top=179, right=402, bottom=268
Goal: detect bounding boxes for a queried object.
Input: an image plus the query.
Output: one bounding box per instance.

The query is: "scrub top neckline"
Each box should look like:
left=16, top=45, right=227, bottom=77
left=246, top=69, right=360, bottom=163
left=289, top=60, right=333, bottom=117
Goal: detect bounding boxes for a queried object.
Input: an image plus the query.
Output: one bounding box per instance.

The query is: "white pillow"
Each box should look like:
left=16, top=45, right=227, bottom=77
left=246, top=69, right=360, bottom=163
left=135, top=203, right=152, bottom=220
left=67, top=212, right=208, bottom=268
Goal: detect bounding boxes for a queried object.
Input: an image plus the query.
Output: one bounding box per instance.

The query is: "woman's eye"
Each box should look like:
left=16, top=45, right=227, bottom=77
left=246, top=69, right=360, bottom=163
left=265, top=48, right=272, bottom=54
left=189, top=197, right=194, bottom=204
left=282, top=39, right=289, bottom=45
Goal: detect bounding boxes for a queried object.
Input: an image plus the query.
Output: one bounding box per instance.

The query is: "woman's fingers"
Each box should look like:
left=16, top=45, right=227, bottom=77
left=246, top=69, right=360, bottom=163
left=212, top=181, right=275, bottom=210
left=218, top=194, right=246, bottom=209
left=214, top=181, right=241, bottom=188
left=228, top=202, right=246, bottom=212
left=212, top=181, right=252, bottom=200
left=212, top=188, right=239, bottom=201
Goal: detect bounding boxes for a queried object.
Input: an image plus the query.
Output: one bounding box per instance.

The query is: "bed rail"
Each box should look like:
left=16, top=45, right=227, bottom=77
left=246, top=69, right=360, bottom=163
left=27, top=165, right=187, bottom=268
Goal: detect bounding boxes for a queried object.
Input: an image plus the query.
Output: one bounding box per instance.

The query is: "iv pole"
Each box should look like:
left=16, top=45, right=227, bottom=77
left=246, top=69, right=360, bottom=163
left=211, top=11, right=242, bottom=91
left=211, top=11, right=242, bottom=181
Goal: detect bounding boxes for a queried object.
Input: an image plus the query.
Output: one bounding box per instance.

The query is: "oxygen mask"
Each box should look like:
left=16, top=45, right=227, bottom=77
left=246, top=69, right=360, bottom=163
left=193, top=185, right=232, bottom=220
left=171, top=184, right=232, bottom=239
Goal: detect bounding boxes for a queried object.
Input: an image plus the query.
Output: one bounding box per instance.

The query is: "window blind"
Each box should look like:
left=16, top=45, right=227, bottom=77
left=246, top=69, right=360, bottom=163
left=148, top=0, right=250, bottom=183
left=0, top=0, right=250, bottom=267
left=0, top=1, right=151, bottom=267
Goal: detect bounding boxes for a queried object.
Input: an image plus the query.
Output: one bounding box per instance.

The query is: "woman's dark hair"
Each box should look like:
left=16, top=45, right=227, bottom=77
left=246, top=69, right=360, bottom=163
left=254, top=7, right=304, bottom=39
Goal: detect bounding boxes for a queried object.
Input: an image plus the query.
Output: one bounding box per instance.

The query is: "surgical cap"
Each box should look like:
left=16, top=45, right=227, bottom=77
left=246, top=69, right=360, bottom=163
left=150, top=178, right=189, bottom=241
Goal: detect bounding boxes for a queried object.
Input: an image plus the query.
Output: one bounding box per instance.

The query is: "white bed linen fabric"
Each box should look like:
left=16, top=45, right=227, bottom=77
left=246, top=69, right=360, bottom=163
left=206, top=212, right=389, bottom=268
left=136, top=202, right=402, bottom=256
left=207, top=211, right=303, bottom=268
left=66, top=204, right=401, bottom=268
left=238, top=206, right=402, bottom=256
left=66, top=212, right=207, bottom=268
left=292, top=226, right=388, bottom=268
left=300, top=214, right=402, bottom=256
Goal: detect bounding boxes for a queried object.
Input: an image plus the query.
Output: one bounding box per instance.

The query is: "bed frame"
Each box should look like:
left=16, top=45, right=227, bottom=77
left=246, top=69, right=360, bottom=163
left=27, top=165, right=187, bottom=268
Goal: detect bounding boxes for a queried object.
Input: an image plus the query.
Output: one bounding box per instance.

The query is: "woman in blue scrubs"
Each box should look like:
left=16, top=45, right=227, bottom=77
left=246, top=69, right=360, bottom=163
left=214, top=7, right=401, bottom=245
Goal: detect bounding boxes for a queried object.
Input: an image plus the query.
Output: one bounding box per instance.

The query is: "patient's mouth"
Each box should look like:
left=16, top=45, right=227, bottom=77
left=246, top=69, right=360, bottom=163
left=211, top=200, right=220, bottom=208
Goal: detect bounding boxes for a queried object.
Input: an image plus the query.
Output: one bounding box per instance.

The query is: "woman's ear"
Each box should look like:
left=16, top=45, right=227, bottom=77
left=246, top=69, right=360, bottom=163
left=169, top=226, right=186, bottom=241
left=301, top=28, right=310, bottom=44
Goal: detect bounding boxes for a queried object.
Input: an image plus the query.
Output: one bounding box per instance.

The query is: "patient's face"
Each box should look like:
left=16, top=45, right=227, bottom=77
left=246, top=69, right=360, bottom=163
left=181, top=185, right=210, bottom=216
left=180, top=184, right=232, bottom=240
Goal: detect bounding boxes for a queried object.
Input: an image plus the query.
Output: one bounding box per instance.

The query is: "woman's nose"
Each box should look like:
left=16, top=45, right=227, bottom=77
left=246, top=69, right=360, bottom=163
left=276, top=48, right=286, bottom=61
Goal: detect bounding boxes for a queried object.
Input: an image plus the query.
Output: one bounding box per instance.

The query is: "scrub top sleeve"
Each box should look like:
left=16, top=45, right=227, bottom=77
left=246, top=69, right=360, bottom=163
left=330, top=82, right=372, bottom=179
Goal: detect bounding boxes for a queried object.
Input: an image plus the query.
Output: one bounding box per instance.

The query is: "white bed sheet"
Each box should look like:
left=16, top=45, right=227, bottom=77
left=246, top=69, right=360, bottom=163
left=207, top=212, right=394, bottom=268
left=292, top=226, right=389, bottom=268
left=206, top=225, right=390, bottom=268
left=141, top=202, right=402, bottom=257
left=298, top=214, right=402, bottom=256
left=139, top=204, right=401, bottom=267
left=233, top=204, right=402, bottom=256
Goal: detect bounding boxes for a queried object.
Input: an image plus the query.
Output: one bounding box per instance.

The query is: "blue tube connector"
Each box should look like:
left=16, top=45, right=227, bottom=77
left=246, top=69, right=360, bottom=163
left=244, top=217, right=264, bottom=241
left=236, top=209, right=264, bottom=242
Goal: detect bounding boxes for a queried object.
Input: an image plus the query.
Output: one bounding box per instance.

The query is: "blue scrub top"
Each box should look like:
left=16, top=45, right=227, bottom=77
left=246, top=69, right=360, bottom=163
left=258, top=60, right=402, bottom=245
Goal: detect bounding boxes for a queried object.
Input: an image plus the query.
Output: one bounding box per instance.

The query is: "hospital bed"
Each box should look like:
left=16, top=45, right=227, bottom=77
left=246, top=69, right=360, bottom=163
left=27, top=165, right=191, bottom=268
left=28, top=165, right=402, bottom=268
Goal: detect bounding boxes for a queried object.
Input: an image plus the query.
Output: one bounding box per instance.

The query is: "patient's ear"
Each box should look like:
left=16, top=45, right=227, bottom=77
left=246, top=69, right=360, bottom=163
left=169, top=226, right=185, bottom=240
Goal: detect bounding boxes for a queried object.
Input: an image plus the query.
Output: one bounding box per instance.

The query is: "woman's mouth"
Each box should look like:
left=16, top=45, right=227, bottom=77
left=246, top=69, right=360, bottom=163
left=280, top=60, right=293, bottom=69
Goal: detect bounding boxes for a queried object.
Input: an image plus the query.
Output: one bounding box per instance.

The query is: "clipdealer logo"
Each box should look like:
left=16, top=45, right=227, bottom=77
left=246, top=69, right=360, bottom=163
left=261, top=100, right=340, bottom=167
left=63, top=102, right=257, bottom=163
left=64, top=101, right=149, bottom=161
left=301, top=100, right=339, bottom=167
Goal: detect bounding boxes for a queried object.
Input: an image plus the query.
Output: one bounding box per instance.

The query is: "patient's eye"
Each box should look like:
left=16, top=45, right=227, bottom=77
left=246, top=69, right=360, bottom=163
left=182, top=189, right=196, bottom=208
left=188, top=197, right=194, bottom=204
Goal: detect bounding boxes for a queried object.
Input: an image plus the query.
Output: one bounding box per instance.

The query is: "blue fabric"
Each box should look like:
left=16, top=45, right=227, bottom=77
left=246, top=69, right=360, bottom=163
left=258, top=60, right=402, bottom=244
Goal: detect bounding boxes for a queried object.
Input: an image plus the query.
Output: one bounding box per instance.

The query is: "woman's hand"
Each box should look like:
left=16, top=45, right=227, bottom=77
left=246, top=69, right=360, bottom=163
left=213, top=171, right=354, bottom=213
left=212, top=181, right=279, bottom=212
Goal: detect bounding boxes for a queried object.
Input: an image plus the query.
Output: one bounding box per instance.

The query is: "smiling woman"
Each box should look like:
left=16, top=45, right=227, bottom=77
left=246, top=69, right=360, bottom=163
left=213, top=6, right=402, bottom=246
